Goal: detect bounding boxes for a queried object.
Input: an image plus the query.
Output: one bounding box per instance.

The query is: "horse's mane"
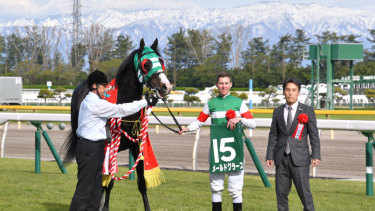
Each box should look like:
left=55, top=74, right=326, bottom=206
left=60, top=39, right=162, bottom=162
left=115, top=50, right=137, bottom=89
left=60, top=80, right=88, bottom=163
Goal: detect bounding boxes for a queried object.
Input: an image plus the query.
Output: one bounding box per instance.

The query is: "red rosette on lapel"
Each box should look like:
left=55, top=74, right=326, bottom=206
left=292, top=113, right=308, bottom=140
left=297, top=113, right=308, bottom=124
left=225, top=109, right=236, bottom=121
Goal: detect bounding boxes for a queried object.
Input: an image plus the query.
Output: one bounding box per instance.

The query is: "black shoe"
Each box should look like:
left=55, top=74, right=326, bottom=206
left=212, top=202, right=222, bottom=211
left=233, top=203, right=242, bottom=211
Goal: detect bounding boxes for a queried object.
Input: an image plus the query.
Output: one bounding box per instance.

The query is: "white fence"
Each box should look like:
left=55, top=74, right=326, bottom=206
left=1, top=113, right=375, bottom=130
left=1, top=113, right=375, bottom=175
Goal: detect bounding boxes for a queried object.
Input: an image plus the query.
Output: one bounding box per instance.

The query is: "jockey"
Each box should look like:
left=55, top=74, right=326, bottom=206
left=179, top=72, right=256, bottom=211
left=70, top=69, right=158, bottom=211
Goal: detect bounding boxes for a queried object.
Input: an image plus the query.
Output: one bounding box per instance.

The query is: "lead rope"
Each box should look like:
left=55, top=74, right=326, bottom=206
left=150, top=98, right=182, bottom=133
left=108, top=108, right=149, bottom=181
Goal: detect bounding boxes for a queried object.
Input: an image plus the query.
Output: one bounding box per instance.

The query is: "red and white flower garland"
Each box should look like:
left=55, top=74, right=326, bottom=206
left=106, top=108, right=150, bottom=181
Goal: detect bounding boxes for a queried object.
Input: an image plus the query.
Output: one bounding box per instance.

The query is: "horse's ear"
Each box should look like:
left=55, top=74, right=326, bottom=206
left=150, top=38, right=158, bottom=51
left=139, top=38, right=145, bottom=54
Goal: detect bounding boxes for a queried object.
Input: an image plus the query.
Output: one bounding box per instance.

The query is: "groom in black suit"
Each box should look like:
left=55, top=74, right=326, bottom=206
left=266, top=78, right=321, bottom=211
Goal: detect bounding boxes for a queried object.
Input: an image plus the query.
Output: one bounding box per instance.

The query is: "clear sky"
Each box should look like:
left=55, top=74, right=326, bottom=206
left=0, top=0, right=374, bottom=21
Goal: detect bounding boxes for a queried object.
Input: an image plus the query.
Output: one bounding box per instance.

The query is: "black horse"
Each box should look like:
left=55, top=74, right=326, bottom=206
left=61, top=38, right=172, bottom=211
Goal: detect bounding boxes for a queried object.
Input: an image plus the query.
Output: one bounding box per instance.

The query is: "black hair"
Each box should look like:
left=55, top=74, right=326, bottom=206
left=283, top=78, right=301, bottom=91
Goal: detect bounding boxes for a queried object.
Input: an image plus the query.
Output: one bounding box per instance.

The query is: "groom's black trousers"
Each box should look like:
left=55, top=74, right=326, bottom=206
left=70, top=138, right=105, bottom=211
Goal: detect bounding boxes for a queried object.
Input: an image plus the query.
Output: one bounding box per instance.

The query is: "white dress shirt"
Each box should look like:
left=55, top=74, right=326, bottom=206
left=76, top=92, right=148, bottom=141
left=284, top=102, right=298, bottom=126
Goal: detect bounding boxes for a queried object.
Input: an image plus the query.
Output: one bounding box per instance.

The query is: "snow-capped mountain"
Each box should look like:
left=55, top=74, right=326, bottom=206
left=1, top=2, right=374, bottom=50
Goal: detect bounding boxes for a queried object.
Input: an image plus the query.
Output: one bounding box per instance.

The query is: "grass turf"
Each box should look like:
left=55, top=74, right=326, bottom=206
left=0, top=158, right=374, bottom=210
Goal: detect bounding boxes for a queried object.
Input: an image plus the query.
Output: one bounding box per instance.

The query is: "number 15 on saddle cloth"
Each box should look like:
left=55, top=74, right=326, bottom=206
left=210, top=124, right=244, bottom=174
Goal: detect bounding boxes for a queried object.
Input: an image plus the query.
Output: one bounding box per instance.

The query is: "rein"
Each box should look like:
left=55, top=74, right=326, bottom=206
left=151, top=99, right=182, bottom=134
left=144, top=88, right=182, bottom=134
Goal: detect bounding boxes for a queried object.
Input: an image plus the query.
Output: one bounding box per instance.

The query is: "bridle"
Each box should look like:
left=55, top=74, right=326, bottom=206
left=143, top=89, right=182, bottom=133
left=136, top=49, right=182, bottom=133
left=135, top=50, right=165, bottom=86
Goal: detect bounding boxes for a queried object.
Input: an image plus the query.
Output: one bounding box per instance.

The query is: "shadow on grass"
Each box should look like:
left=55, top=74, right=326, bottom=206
left=42, top=202, right=69, bottom=211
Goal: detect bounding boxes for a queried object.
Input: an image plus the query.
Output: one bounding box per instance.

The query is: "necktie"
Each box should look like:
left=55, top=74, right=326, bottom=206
left=285, top=106, right=292, bottom=154
left=286, top=106, right=292, bottom=132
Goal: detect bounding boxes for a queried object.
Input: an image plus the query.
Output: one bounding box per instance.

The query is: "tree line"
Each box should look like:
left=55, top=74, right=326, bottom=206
left=1, top=24, right=375, bottom=90
left=0, top=24, right=133, bottom=85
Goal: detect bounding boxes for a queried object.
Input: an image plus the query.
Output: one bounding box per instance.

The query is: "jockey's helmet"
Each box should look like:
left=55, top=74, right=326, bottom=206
left=87, top=69, right=108, bottom=90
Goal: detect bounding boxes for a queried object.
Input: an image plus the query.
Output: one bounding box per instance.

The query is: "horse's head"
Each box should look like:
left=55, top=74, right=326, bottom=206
left=135, top=38, right=172, bottom=98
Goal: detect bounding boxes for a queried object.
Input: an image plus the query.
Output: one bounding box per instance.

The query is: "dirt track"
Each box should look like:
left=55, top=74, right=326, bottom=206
left=1, top=122, right=374, bottom=181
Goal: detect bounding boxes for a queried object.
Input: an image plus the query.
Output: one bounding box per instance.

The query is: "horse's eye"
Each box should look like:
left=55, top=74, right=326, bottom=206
left=159, top=58, right=165, bottom=71
left=141, top=59, right=152, bottom=73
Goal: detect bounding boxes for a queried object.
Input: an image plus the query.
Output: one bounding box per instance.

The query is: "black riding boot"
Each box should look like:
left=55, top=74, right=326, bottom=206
left=233, top=203, right=242, bottom=211
left=212, top=202, right=222, bottom=211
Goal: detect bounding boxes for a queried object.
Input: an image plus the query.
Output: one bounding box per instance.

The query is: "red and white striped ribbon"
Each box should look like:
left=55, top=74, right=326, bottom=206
left=107, top=109, right=149, bottom=181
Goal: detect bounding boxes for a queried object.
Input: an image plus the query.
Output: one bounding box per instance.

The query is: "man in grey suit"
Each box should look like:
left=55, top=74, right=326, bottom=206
left=266, top=78, right=321, bottom=211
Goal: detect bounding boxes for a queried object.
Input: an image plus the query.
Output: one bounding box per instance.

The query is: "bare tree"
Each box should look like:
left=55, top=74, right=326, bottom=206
left=186, top=29, right=215, bottom=65
left=8, top=27, right=23, bottom=56
left=23, top=25, right=42, bottom=66
left=61, top=17, right=86, bottom=72
left=223, top=24, right=249, bottom=71
left=200, top=30, right=215, bottom=64
left=39, top=26, right=62, bottom=71
left=15, top=25, right=63, bottom=72
left=56, top=20, right=76, bottom=69
left=82, top=23, right=114, bottom=71
left=11, top=26, right=42, bottom=74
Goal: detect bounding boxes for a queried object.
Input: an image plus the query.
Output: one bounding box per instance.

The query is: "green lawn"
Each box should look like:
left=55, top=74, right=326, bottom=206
left=0, top=158, right=374, bottom=210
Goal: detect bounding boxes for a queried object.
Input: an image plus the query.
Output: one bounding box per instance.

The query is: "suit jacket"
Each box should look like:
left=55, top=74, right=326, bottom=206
left=266, top=102, right=321, bottom=167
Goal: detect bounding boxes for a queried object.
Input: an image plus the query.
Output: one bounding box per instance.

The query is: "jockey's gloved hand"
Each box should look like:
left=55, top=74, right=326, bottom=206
left=146, top=94, right=158, bottom=106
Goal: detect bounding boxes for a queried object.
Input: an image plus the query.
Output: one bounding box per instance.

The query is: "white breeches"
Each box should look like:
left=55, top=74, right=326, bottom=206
left=210, top=170, right=244, bottom=202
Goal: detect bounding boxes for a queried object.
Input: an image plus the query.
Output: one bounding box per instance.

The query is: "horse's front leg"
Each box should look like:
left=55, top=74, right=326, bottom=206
left=132, top=146, right=150, bottom=211
left=100, top=178, right=114, bottom=211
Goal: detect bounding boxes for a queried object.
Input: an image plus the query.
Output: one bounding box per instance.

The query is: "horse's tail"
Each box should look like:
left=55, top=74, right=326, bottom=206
left=60, top=80, right=89, bottom=164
